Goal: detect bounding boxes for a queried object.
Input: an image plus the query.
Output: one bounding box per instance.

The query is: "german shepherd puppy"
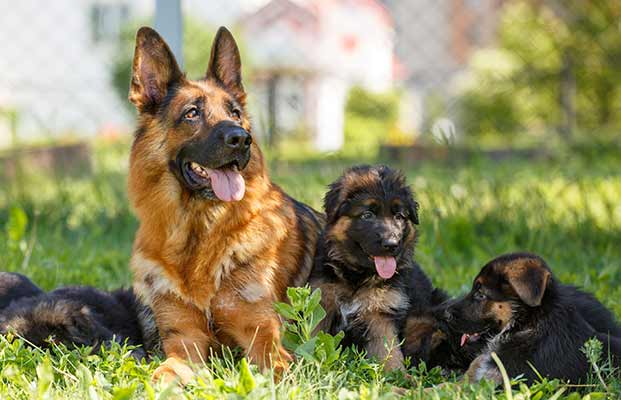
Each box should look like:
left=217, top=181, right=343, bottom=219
left=0, top=272, right=156, bottom=358
left=309, top=165, right=438, bottom=370
left=127, top=27, right=322, bottom=382
left=443, top=253, right=621, bottom=383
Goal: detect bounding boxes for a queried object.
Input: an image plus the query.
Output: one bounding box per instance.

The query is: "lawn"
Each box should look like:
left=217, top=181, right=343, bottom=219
left=1, top=140, right=620, bottom=399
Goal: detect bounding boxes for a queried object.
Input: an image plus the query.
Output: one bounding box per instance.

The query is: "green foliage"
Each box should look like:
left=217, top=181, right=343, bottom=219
left=5, top=205, right=28, bottom=251
left=457, top=0, right=621, bottom=139
left=274, top=286, right=344, bottom=368
left=344, top=87, right=401, bottom=156
left=1, top=141, right=621, bottom=398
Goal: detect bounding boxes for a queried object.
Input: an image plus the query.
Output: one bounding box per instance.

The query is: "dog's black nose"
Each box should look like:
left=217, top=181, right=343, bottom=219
left=381, top=237, right=399, bottom=253
left=223, top=127, right=252, bottom=150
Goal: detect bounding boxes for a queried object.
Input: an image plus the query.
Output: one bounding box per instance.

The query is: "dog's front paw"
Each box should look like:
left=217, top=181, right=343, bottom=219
left=270, top=347, right=292, bottom=380
left=152, top=357, right=195, bottom=385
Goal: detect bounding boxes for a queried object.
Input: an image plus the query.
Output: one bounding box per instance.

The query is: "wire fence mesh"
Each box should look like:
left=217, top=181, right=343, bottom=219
left=0, top=0, right=618, bottom=150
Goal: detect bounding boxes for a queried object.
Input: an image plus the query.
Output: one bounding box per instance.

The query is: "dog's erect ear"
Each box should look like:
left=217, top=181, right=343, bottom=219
left=129, top=27, right=183, bottom=112
left=408, top=199, right=420, bottom=225
left=206, top=27, right=245, bottom=102
left=503, top=256, right=551, bottom=307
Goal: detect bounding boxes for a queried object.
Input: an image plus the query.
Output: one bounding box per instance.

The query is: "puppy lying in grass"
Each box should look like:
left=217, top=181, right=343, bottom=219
left=309, top=165, right=442, bottom=371
left=0, top=272, right=158, bottom=358
left=440, top=253, right=621, bottom=383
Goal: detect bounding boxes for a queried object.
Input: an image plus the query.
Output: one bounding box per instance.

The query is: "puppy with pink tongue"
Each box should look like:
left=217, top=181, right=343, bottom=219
left=309, top=165, right=442, bottom=372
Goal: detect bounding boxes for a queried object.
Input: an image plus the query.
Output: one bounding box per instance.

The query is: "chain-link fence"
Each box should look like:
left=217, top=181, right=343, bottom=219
left=1, top=0, right=618, bottom=150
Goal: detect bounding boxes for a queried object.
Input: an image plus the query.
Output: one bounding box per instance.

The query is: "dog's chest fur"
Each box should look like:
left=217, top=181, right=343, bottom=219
left=337, top=283, right=409, bottom=328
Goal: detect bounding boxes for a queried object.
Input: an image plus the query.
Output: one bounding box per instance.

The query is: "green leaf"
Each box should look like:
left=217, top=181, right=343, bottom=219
left=582, top=393, right=606, bottom=400
left=308, top=288, right=322, bottom=310
left=282, top=329, right=303, bottom=351
left=6, top=205, right=28, bottom=246
left=112, top=386, right=137, bottom=400
left=309, top=306, right=327, bottom=333
left=236, top=358, right=256, bottom=396
left=143, top=380, right=156, bottom=400
left=274, top=302, right=298, bottom=320
left=36, top=358, right=54, bottom=399
left=295, top=337, right=318, bottom=362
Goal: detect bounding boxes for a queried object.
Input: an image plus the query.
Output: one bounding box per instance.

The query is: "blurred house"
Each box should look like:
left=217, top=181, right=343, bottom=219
left=0, top=0, right=134, bottom=147
left=381, top=0, right=504, bottom=135
left=241, top=0, right=395, bottom=151
left=0, top=0, right=503, bottom=149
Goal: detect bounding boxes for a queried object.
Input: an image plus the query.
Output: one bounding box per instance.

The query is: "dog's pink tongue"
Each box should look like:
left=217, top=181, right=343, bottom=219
left=208, top=168, right=245, bottom=201
left=460, top=334, right=468, bottom=347
left=373, top=256, right=397, bottom=279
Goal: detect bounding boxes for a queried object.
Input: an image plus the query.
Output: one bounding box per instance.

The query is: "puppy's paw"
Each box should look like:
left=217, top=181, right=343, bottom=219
left=152, top=357, right=195, bottom=385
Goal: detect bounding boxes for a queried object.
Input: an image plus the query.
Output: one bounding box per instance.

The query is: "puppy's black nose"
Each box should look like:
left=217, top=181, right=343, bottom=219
left=223, top=128, right=252, bottom=150
left=381, top=237, right=399, bottom=253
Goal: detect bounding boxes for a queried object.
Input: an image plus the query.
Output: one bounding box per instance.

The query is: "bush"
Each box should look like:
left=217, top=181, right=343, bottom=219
left=344, top=86, right=401, bottom=155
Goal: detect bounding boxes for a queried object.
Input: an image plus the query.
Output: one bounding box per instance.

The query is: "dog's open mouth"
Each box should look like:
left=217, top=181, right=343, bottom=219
left=183, top=161, right=245, bottom=202
left=460, top=332, right=482, bottom=347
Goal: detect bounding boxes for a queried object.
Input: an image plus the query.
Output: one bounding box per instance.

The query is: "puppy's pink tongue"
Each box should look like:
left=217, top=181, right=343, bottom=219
left=460, top=334, right=468, bottom=347
left=373, top=256, right=397, bottom=279
left=207, top=168, right=245, bottom=201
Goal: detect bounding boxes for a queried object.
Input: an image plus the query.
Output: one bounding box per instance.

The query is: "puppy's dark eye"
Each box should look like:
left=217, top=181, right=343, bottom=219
left=184, top=108, right=199, bottom=120
left=395, top=212, right=406, bottom=221
left=231, top=108, right=242, bottom=119
left=360, top=211, right=374, bottom=220
left=473, top=291, right=487, bottom=301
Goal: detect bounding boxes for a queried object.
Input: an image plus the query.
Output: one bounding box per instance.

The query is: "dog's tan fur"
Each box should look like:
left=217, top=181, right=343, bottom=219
left=127, top=27, right=322, bottom=382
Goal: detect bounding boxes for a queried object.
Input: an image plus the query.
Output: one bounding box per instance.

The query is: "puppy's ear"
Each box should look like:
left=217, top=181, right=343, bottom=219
left=503, top=256, right=551, bottom=307
left=129, top=27, right=183, bottom=112
left=324, top=179, right=348, bottom=224
left=206, top=27, right=245, bottom=103
left=408, top=199, right=420, bottom=225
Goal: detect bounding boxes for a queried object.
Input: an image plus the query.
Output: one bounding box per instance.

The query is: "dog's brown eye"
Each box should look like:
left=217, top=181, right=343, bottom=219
left=184, top=108, right=199, bottom=120
left=231, top=108, right=241, bottom=119
left=360, top=211, right=374, bottom=220
left=395, top=213, right=406, bottom=221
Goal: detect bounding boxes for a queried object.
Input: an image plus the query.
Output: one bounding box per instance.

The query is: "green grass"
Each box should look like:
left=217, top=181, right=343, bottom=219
left=1, top=140, right=620, bottom=399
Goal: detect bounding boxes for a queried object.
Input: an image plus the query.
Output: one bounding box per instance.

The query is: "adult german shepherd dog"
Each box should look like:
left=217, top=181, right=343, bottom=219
left=444, top=253, right=621, bottom=383
left=127, top=27, right=322, bottom=382
left=309, top=165, right=440, bottom=371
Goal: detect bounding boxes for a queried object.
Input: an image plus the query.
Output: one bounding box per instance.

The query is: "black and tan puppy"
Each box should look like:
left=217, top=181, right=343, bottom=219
left=310, top=165, right=437, bottom=370
left=444, top=253, right=621, bottom=383
left=0, top=272, right=157, bottom=358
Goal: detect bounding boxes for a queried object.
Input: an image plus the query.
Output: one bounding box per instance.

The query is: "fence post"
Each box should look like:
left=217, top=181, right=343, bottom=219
left=155, top=0, right=183, bottom=68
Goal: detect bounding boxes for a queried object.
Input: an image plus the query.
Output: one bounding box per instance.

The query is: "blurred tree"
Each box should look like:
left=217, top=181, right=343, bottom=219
left=459, top=0, right=621, bottom=140
left=344, top=87, right=401, bottom=155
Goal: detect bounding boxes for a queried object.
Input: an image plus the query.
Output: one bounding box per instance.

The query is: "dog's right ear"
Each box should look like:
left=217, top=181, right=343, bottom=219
left=324, top=179, right=349, bottom=224
left=129, top=27, right=183, bottom=112
left=206, top=27, right=245, bottom=103
left=502, top=255, right=551, bottom=307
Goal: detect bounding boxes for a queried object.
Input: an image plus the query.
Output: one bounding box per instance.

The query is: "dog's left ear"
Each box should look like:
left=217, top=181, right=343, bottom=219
left=408, top=199, right=420, bottom=225
left=206, top=27, right=245, bottom=103
left=504, top=257, right=551, bottom=307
